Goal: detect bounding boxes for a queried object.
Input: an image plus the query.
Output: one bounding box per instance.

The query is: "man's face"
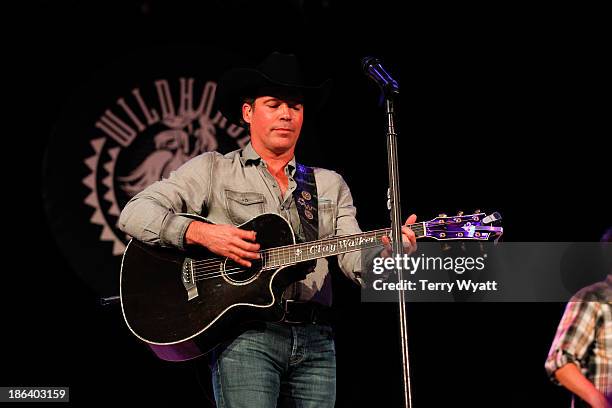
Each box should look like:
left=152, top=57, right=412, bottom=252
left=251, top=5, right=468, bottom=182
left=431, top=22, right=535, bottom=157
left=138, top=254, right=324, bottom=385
left=242, top=91, right=304, bottom=155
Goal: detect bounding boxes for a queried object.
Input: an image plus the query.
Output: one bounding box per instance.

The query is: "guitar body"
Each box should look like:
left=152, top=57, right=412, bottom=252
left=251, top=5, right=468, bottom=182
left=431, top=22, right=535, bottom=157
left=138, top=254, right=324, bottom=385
left=120, top=209, right=503, bottom=362
left=120, top=213, right=309, bottom=361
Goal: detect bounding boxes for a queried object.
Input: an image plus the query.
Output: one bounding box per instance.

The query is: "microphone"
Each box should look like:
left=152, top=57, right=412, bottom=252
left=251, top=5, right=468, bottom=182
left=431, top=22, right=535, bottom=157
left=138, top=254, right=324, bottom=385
left=361, top=56, right=400, bottom=95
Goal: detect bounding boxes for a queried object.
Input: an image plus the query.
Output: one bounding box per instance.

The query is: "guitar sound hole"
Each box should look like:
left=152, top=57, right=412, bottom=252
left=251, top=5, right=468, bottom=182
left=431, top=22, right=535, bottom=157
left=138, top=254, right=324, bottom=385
left=222, top=259, right=263, bottom=284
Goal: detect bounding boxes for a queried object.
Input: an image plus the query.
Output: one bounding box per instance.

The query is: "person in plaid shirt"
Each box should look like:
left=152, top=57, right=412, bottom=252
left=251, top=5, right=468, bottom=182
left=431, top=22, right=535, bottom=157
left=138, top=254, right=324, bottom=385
left=545, top=228, right=612, bottom=408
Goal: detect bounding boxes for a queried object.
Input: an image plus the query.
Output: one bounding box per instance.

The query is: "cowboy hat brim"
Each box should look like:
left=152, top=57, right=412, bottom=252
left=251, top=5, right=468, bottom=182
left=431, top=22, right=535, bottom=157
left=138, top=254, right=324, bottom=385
left=215, top=67, right=332, bottom=124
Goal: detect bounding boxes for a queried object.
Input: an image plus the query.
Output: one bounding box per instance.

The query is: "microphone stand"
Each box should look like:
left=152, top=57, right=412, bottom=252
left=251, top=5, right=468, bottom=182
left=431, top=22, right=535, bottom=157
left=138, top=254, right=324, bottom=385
left=383, top=91, right=413, bottom=408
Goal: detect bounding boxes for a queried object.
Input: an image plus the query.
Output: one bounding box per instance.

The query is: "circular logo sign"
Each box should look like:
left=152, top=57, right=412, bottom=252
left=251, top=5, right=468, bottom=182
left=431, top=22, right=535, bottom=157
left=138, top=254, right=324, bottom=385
left=43, top=46, right=249, bottom=296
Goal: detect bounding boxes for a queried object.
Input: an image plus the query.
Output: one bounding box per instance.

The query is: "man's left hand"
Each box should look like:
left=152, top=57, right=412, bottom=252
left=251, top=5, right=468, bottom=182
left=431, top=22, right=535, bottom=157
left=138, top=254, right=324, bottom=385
left=381, top=214, right=418, bottom=257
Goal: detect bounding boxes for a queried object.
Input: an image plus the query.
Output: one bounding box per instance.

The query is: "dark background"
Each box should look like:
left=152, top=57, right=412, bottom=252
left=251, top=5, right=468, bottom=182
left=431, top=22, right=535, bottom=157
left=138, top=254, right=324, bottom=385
left=6, top=1, right=610, bottom=406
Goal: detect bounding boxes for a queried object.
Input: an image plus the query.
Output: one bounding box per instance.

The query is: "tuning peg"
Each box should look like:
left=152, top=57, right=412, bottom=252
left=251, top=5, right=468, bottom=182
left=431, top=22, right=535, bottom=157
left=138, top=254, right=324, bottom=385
left=457, top=210, right=464, bottom=216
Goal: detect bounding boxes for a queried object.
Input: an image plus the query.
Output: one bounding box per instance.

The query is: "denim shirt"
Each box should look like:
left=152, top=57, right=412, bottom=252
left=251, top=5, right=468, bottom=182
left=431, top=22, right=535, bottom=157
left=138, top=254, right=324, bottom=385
left=118, top=142, right=366, bottom=306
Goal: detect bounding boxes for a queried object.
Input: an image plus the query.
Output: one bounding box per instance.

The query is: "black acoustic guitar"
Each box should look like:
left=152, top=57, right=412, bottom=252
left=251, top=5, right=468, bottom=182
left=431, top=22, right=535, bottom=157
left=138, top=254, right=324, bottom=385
left=120, top=211, right=502, bottom=361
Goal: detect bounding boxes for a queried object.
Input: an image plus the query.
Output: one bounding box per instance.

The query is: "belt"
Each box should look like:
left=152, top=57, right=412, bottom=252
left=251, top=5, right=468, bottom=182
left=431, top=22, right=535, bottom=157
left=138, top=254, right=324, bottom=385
left=281, top=299, right=335, bottom=325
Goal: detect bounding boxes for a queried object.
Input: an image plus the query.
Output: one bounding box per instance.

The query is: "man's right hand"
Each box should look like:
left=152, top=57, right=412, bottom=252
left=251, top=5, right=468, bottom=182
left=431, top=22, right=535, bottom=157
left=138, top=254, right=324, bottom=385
left=185, top=221, right=260, bottom=268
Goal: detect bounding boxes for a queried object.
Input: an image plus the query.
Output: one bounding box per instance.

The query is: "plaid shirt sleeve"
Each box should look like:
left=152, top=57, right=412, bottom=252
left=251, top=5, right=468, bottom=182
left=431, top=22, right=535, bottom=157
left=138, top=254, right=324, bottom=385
left=545, top=296, right=601, bottom=384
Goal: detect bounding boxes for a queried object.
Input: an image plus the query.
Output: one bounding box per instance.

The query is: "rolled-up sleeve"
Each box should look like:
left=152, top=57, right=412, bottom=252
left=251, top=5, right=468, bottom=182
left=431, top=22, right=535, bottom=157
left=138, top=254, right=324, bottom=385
left=118, top=152, right=217, bottom=250
left=333, top=174, right=381, bottom=285
left=545, top=297, right=600, bottom=383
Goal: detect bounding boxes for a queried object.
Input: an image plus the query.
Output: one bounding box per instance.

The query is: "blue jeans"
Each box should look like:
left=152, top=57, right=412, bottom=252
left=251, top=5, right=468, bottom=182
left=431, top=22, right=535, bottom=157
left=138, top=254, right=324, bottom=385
left=210, top=322, right=336, bottom=408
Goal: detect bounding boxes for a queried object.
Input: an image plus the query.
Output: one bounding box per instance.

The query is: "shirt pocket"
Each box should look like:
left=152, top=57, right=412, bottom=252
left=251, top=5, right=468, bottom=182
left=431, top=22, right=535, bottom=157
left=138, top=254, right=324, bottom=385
left=318, top=198, right=336, bottom=238
left=225, top=189, right=266, bottom=225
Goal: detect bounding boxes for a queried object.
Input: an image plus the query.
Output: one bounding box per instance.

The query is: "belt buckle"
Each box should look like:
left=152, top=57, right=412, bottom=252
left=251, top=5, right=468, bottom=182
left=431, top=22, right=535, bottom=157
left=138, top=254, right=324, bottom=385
left=283, top=299, right=310, bottom=324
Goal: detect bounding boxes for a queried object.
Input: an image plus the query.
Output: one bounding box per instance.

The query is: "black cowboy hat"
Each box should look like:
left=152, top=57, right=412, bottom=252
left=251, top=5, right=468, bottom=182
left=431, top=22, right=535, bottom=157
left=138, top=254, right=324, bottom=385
left=215, top=52, right=332, bottom=124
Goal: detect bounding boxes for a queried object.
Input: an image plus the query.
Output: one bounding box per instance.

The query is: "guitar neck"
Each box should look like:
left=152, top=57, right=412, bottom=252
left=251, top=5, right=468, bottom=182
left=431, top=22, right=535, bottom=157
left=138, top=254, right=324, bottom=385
left=261, top=223, right=426, bottom=269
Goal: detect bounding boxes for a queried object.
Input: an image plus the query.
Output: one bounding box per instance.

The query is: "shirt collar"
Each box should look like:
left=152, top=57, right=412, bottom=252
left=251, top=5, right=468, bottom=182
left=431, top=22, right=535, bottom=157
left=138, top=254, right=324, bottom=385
left=240, top=142, right=261, bottom=165
left=240, top=142, right=297, bottom=176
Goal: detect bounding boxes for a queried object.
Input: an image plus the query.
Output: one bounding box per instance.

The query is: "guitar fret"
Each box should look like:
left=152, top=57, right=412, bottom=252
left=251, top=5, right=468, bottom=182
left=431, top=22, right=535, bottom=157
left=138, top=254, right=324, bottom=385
left=271, top=249, right=277, bottom=268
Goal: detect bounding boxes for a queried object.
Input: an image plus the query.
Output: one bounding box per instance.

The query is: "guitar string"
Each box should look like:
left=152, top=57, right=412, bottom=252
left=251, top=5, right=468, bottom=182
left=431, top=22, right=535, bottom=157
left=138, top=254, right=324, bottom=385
left=192, top=266, right=274, bottom=282
left=189, top=230, right=394, bottom=268
left=189, top=242, right=387, bottom=282
left=187, top=225, right=497, bottom=274
left=189, top=227, right=401, bottom=271
left=188, top=225, right=426, bottom=267
left=188, top=222, right=493, bottom=269
left=188, top=228, right=499, bottom=281
left=189, top=240, right=386, bottom=279
left=189, top=232, right=397, bottom=278
left=186, top=217, right=493, bottom=268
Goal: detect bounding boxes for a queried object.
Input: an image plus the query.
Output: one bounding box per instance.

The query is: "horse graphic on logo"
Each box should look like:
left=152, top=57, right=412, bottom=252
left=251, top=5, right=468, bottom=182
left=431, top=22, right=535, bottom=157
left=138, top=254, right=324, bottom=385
left=83, top=78, right=248, bottom=255
left=118, top=112, right=218, bottom=196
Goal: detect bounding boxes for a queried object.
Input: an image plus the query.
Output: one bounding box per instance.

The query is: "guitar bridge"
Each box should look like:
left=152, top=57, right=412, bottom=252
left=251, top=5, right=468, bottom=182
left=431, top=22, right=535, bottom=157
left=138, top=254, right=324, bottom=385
left=182, top=258, right=199, bottom=301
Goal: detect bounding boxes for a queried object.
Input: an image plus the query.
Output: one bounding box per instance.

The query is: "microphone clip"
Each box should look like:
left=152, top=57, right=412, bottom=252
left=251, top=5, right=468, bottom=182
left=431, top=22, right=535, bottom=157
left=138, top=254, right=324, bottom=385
left=361, top=56, right=400, bottom=100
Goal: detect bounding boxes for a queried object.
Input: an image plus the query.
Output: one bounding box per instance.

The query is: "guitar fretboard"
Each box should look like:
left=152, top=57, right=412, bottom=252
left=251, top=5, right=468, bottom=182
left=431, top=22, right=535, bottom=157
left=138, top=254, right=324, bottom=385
left=260, top=223, right=425, bottom=269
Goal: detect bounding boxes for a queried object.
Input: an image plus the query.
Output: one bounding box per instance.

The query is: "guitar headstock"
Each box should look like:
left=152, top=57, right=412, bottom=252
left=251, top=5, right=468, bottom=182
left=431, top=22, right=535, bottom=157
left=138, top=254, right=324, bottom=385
left=424, top=210, right=503, bottom=241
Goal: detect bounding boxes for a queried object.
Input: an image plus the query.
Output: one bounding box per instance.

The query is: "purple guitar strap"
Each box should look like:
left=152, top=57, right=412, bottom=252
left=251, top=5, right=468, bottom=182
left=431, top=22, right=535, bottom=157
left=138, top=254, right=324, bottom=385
left=292, top=163, right=319, bottom=244
left=286, top=163, right=318, bottom=300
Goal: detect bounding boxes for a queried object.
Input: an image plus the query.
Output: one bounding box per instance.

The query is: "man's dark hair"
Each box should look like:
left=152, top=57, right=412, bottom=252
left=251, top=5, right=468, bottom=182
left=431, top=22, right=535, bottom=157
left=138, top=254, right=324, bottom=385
left=240, top=96, right=255, bottom=130
left=238, top=88, right=304, bottom=131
